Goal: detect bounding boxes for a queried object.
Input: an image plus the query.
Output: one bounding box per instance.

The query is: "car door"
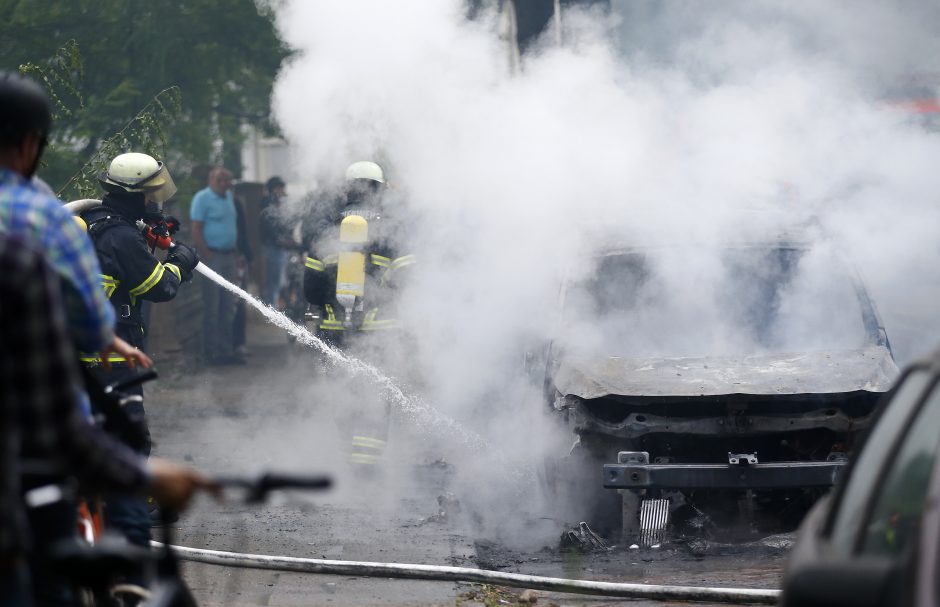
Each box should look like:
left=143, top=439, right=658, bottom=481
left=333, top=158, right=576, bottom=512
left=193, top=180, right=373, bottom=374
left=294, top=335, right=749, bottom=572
left=783, top=364, right=940, bottom=607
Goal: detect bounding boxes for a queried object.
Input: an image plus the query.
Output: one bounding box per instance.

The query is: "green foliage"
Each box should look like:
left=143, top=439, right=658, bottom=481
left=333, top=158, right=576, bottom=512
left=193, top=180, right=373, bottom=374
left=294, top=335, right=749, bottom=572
left=18, top=40, right=185, bottom=199
left=1, top=0, right=291, bottom=192
left=58, top=85, right=183, bottom=200
left=18, top=39, right=84, bottom=121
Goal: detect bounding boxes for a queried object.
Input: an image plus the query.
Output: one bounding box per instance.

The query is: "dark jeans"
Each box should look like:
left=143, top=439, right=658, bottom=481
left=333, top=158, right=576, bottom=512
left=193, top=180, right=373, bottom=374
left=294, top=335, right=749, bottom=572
left=233, top=260, right=248, bottom=349
left=102, top=395, right=150, bottom=552
left=87, top=364, right=152, bottom=555
left=263, top=244, right=288, bottom=306
left=200, top=251, right=237, bottom=359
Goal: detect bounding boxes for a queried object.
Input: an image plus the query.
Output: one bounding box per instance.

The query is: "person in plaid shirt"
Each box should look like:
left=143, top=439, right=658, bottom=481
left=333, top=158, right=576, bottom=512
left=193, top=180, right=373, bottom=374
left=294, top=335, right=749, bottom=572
left=0, top=71, right=215, bottom=606
left=0, top=233, right=215, bottom=605
left=0, top=72, right=149, bottom=370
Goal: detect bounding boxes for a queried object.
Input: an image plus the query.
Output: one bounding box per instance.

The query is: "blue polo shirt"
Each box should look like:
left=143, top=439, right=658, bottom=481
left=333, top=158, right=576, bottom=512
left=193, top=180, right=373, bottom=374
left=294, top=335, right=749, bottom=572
left=190, top=186, right=237, bottom=250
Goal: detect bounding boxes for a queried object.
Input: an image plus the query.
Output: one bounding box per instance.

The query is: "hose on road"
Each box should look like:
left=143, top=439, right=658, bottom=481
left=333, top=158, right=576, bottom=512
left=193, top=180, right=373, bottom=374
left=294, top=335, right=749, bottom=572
left=153, top=542, right=781, bottom=604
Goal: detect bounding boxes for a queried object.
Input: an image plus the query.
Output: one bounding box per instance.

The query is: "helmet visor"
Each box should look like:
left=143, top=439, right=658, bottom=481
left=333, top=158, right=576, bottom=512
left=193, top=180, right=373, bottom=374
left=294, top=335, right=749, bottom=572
left=141, top=165, right=177, bottom=204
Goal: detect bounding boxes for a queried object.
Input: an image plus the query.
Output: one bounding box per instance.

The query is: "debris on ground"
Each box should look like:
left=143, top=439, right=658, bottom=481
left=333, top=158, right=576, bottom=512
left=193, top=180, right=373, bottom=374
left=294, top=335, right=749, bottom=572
left=458, top=584, right=551, bottom=607
left=473, top=540, right=517, bottom=570
left=416, top=492, right=462, bottom=525
left=518, top=589, right=539, bottom=603
left=681, top=532, right=796, bottom=557
left=559, top=522, right=609, bottom=552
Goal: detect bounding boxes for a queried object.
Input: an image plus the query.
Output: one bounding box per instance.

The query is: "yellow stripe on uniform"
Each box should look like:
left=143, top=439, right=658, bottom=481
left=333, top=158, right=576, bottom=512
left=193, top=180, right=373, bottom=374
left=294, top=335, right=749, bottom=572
left=352, top=436, right=386, bottom=450
left=350, top=453, right=380, bottom=465
left=360, top=308, right=400, bottom=331
left=390, top=254, right=416, bottom=271
left=305, top=256, right=324, bottom=271
left=100, top=274, right=120, bottom=298
left=370, top=254, right=391, bottom=268
left=319, top=303, right=344, bottom=330
left=80, top=356, right=128, bottom=364
left=361, top=319, right=400, bottom=331
left=128, top=263, right=166, bottom=303
left=164, top=263, right=182, bottom=282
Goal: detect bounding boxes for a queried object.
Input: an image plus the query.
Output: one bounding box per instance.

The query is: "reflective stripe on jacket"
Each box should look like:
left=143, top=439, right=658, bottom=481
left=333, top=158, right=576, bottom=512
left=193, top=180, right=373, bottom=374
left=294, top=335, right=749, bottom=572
left=82, top=206, right=183, bottom=350
left=303, top=252, right=413, bottom=332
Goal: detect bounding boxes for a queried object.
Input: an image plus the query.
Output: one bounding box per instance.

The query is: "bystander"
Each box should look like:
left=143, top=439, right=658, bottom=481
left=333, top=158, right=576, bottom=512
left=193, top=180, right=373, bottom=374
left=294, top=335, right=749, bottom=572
left=190, top=166, right=245, bottom=365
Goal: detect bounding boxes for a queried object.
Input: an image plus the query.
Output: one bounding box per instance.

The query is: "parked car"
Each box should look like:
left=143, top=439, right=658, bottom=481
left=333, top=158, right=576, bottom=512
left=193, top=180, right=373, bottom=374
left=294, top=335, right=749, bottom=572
left=539, top=237, right=899, bottom=539
left=781, top=349, right=940, bottom=607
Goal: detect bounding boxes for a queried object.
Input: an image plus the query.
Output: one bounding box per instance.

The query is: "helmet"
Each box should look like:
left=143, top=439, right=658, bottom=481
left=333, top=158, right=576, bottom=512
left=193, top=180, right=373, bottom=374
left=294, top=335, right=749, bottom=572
left=344, top=161, right=385, bottom=184
left=98, top=152, right=177, bottom=204
left=0, top=71, right=52, bottom=147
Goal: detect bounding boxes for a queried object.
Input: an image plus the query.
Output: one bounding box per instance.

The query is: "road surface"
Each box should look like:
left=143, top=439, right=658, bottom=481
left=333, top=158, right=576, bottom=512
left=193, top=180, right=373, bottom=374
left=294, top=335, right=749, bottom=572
left=147, top=319, right=786, bottom=606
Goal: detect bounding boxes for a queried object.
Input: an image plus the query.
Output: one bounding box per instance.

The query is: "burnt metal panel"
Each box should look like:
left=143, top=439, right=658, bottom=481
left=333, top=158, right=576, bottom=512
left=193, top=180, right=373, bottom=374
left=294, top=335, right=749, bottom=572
left=553, top=346, right=899, bottom=400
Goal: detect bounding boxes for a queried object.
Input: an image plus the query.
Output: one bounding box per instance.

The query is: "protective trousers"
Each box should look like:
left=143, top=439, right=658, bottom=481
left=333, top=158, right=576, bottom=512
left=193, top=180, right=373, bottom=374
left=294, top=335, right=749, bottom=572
left=87, top=364, right=152, bottom=554
left=321, top=331, right=392, bottom=469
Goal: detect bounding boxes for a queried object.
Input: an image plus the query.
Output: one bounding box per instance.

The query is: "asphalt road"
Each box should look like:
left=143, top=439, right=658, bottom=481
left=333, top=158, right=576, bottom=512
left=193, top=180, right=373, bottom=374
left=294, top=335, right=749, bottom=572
left=147, top=319, right=787, bottom=607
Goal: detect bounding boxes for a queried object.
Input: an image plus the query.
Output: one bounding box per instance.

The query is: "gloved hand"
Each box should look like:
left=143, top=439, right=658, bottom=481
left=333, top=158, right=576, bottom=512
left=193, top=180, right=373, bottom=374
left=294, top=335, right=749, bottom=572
left=163, top=215, right=181, bottom=236
left=165, top=241, right=200, bottom=282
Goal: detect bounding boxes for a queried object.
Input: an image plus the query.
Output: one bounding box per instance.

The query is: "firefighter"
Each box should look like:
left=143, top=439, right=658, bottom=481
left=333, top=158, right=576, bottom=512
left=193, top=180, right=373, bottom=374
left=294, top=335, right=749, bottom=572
left=79, top=152, right=199, bottom=549
left=303, top=161, right=416, bottom=470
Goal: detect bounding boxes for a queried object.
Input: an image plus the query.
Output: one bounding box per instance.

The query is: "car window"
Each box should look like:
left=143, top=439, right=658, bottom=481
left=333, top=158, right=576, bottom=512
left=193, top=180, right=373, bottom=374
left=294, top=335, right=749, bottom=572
left=828, top=370, right=933, bottom=554
left=859, top=381, right=940, bottom=556
left=559, top=246, right=868, bottom=358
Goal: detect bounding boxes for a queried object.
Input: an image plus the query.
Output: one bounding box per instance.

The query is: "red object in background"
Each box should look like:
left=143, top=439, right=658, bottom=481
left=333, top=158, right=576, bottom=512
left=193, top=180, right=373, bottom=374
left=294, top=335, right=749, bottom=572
left=891, top=98, right=940, bottom=114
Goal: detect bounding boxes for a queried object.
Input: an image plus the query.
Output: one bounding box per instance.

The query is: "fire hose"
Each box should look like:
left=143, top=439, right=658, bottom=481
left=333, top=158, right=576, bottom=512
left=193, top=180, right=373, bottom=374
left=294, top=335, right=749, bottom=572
left=153, top=542, right=780, bottom=604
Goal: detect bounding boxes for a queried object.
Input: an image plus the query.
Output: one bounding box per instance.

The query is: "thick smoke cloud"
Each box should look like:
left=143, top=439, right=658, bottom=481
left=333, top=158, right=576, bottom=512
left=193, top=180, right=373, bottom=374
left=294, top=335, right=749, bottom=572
left=269, top=0, right=940, bottom=538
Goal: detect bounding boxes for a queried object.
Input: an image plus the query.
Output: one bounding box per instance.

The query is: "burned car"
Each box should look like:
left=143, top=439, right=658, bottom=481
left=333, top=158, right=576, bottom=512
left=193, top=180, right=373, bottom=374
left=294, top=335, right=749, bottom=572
left=542, top=239, right=899, bottom=540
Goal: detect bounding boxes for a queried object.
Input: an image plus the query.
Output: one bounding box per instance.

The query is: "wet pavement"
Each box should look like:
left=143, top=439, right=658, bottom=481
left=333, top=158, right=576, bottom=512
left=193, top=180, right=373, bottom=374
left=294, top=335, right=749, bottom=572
left=146, top=319, right=787, bottom=606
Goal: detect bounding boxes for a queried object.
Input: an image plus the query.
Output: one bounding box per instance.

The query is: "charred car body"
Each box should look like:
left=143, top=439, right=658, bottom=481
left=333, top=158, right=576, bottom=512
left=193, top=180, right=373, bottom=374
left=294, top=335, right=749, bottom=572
left=543, top=237, right=899, bottom=538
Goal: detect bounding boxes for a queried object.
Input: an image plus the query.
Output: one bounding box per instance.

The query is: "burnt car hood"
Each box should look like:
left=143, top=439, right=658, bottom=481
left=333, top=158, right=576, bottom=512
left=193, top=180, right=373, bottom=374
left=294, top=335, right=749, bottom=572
left=552, top=346, right=899, bottom=399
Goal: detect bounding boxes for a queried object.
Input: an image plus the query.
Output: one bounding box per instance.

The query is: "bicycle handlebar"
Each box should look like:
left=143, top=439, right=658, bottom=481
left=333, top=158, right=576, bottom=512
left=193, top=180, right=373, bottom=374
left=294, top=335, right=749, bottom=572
left=215, top=473, right=333, bottom=503
left=103, top=368, right=159, bottom=395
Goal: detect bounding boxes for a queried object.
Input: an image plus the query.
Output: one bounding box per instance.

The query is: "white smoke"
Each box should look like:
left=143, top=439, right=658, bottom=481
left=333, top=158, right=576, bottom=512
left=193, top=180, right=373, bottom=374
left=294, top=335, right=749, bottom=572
left=268, top=0, right=940, bottom=540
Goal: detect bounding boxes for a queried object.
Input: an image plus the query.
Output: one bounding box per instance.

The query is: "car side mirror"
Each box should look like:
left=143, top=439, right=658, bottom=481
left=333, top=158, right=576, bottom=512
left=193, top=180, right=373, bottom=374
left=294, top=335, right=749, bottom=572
left=782, top=558, right=903, bottom=607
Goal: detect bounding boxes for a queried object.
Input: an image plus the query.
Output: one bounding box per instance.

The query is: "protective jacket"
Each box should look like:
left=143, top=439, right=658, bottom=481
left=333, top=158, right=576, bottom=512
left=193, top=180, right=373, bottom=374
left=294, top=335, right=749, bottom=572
left=81, top=193, right=184, bottom=357
left=303, top=204, right=415, bottom=335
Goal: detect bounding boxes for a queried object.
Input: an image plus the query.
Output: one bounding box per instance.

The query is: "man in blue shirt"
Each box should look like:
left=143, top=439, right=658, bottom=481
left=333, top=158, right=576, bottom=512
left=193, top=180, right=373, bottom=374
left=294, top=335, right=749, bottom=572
left=190, top=166, right=243, bottom=364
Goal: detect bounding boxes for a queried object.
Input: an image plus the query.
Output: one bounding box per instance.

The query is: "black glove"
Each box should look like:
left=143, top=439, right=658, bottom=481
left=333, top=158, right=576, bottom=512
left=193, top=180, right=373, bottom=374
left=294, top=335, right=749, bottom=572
left=165, top=242, right=199, bottom=282
left=163, top=215, right=181, bottom=236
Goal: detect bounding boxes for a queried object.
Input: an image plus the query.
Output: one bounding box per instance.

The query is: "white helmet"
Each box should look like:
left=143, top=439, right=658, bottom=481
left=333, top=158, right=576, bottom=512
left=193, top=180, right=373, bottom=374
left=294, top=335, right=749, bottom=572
left=344, top=161, right=385, bottom=184
left=99, top=152, right=177, bottom=204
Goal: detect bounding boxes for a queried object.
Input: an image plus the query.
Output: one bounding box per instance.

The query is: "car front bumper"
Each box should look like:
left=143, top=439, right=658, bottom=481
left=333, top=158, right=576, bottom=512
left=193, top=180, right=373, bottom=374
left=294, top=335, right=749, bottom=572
left=603, top=456, right=845, bottom=490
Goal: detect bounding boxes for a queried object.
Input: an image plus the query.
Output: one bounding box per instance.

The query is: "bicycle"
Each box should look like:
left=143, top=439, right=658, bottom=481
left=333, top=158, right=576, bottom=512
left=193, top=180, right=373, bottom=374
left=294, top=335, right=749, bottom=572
left=21, top=369, right=159, bottom=607
left=49, top=472, right=332, bottom=607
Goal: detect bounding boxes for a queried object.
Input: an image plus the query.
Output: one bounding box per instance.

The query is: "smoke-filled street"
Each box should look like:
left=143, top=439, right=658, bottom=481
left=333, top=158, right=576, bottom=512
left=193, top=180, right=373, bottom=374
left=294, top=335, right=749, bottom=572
left=4, top=1, right=940, bottom=606
left=149, top=321, right=787, bottom=607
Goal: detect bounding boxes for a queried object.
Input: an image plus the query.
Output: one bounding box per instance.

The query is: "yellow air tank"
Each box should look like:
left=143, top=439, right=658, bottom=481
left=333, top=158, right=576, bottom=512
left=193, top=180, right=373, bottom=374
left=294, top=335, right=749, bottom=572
left=336, top=215, right=369, bottom=327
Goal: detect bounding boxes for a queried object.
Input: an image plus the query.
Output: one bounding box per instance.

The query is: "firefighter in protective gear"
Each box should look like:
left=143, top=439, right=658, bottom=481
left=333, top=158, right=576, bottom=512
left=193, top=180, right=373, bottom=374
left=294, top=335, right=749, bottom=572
left=303, top=161, right=416, bottom=470
left=80, top=152, right=198, bottom=550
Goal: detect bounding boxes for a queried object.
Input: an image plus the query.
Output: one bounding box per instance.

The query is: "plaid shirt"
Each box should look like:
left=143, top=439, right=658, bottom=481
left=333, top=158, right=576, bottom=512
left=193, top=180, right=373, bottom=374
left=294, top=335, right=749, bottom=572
left=0, top=169, right=115, bottom=352
left=0, top=234, right=148, bottom=558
